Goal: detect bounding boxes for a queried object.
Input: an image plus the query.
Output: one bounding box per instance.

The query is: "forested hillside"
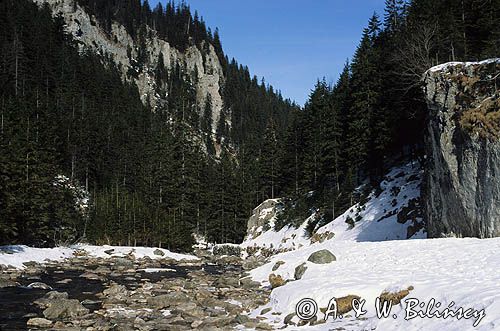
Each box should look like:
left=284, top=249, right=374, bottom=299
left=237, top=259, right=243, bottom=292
left=0, top=0, right=296, bottom=250
left=0, top=0, right=498, bottom=250
left=273, top=0, right=500, bottom=231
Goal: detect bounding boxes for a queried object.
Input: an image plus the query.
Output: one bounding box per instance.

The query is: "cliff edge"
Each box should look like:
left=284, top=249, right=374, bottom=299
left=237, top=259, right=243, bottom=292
left=423, top=59, right=500, bottom=238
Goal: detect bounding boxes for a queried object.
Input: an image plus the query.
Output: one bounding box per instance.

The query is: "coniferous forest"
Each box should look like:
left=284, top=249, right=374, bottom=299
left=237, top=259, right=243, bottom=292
left=1, top=0, right=499, bottom=251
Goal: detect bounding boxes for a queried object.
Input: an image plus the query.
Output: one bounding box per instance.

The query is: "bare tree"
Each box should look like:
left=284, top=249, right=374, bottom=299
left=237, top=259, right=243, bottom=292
left=394, top=23, right=438, bottom=92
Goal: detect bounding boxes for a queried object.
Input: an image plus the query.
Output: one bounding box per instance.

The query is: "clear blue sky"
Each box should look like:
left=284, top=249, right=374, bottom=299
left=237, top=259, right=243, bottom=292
left=149, top=0, right=386, bottom=106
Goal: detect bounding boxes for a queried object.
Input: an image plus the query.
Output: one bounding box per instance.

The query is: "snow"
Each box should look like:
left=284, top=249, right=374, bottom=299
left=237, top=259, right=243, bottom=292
left=140, top=268, right=177, bottom=273
left=54, top=175, right=89, bottom=215
left=0, top=244, right=198, bottom=269
left=242, top=162, right=500, bottom=330
left=241, top=161, right=425, bottom=258
left=428, top=58, right=500, bottom=73
left=249, top=238, right=500, bottom=330
left=0, top=245, right=74, bottom=269
left=316, top=161, right=424, bottom=242
left=76, top=244, right=198, bottom=261
left=241, top=216, right=311, bottom=256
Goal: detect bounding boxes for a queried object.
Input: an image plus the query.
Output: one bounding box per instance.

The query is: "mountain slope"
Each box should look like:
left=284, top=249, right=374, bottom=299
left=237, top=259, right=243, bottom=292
left=241, top=161, right=425, bottom=257
left=33, top=0, right=225, bottom=129
left=0, top=0, right=295, bottom=248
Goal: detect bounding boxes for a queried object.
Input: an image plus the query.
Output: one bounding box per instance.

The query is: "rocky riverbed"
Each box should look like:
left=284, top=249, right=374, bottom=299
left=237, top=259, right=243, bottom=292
left=0, top=249, right=272, bottom=331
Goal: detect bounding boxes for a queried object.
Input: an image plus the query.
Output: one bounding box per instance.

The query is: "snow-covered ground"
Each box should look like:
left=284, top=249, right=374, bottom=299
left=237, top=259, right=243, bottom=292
left=0, top=244, right=198, bottom=269
left=315, top=162, right=425, bottom=242
left=0, top=245, right=75, bottom=269
left=241, top=213, right=312, bottom=256
left=242, top=162, right=500, bottom=330
left=249, top=237, right=500, bottom=330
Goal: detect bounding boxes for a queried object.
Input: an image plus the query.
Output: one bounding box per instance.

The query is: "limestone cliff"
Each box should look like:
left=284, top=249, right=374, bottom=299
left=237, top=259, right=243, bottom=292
left=423, top=59, right=500, bottom=238
left=32, top=0, right=224, bottom=135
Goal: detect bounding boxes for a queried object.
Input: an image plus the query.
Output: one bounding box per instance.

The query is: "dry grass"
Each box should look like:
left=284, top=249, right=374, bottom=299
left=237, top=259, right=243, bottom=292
left=320, top=294, right=361, bottom=315
left=379, top=286, right=414, bottom=305
left=460, top=97, right=500, bottom=139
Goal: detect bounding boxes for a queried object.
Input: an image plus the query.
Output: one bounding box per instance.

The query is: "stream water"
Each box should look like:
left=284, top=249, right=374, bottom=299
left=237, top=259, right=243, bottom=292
left=0, top=263, right=228, bottom=331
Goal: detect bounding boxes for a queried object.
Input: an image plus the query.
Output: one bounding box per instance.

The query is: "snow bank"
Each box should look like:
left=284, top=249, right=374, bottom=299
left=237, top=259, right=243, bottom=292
left=250, top=237, right=500, bottom=330
left=0, top=245, right=74, bottom=269
left=76, top=244, right=198, bottom=261
left=0, top=244, right=198, bottom=269
left=316, top=161, right=425, bottom=242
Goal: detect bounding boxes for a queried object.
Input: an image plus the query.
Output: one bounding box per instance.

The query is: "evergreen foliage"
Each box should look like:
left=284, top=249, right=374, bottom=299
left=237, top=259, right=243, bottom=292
left=1, top=0, right=498, bottom=248
left=276, top=0, right=500, bottom=227
left=0, top=0, right=296, bottom=249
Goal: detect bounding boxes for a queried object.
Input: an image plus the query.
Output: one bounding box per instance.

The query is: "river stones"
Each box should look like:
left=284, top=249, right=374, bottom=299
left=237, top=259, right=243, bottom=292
left=0, top=279, right=19, bottom=288
left=27, top=282, right=52, bottom=290
left=27, top=317, right=53, bottom=328
left=147, top=292, right=190, bottom=309
left=5, top=248, right=274, bottom=331
left=43, top=298, right=89, bottom=320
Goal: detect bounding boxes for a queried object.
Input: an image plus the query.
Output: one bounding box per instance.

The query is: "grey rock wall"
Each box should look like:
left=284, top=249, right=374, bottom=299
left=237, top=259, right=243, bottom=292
left=423, top=59, right=500, bottom=238
left=32, top=0, right=224, bottom=144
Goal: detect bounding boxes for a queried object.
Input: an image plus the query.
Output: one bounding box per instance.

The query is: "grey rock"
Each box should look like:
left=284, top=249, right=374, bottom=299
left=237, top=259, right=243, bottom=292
left=272, top=260, right=285, bottom=271
left=43, top=299, right=89, bottom=320
left=0, top=279, right=19, bottom=288
left=233, top=314, right=250, bottom=324
left=214, top=276, right=240, bottom=288
left=147, top=292, right=190, bottom=309
left=294, top=262, right=307, bottom=280
left=423, top=59, right=500, bottom=238
left=245, top=199, right=280, bottom=240
left=307, top=249, right=336, bottom=264
left=27, top=317, right=53, bottom=328
left=284, top=312, right=296, bottom=325
left=113, top=257, right=134, bottom=267
left=153, top=249, right=165, bottom=256
left=260, top=307, right=272, bottom=315
left=27, top=282, right=52, bottom=290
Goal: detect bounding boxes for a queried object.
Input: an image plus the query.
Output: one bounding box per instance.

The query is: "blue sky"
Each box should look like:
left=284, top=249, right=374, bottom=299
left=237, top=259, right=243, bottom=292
left=149, top=0, right=386, bottom=106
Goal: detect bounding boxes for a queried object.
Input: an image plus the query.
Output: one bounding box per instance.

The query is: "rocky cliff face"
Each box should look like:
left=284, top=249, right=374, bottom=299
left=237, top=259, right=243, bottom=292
left=32, top=0, right=224, bottom=134
left=423, top=59, right=500, bottom=238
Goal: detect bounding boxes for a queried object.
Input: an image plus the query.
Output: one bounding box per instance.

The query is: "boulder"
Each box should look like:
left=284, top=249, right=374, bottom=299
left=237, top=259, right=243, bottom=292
left=294, top=263, right=307, bottom=280
left=272, top=261, right=285, bottom=271
left=307, top=250, right=336, bottom=264
left=34, top=291, right=69, bottom=309
left=153, top=249, right=165, bottom=256
left=214, top=276, right=240, bottom=288
left=245, top=199, right=281, bottom=239
left=27, top=282, right=52, bottom=290
left=147, top=292, right=190, bottom=309
left=27, top=317, right=53, bottom=328
left=43, top=299, right=89, bottom=320
left=0, top=279, right=19, bottom=288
